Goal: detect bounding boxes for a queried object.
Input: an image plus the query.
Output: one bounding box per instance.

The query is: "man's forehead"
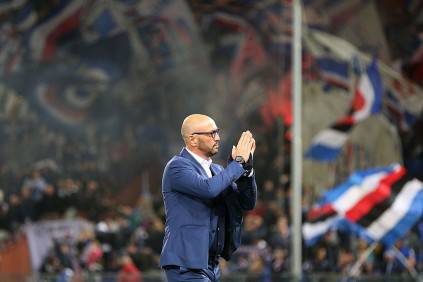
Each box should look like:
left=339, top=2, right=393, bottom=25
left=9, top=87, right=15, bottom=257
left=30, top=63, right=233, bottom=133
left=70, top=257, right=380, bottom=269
left=192, top=121, right=217, bottom=131
left=181, top=114, right=217, bottom=136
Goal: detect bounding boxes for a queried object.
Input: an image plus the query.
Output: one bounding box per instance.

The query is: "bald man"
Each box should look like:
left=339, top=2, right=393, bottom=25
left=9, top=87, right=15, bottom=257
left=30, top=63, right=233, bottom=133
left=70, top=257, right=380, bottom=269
left=160, top=114, right=257, bottom=282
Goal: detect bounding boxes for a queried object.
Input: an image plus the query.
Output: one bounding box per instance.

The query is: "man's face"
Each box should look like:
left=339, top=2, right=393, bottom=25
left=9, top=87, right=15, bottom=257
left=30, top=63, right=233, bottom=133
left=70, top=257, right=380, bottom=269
left=193, top=122, right=220, bottom=158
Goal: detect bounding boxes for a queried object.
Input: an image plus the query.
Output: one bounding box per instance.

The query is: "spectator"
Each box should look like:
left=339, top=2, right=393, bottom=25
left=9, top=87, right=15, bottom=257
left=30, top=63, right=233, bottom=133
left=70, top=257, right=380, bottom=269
left=117, top=255, right=142, bottom=282
left=22, top=170, right=47, bottom=202
left=40, top=252, right=62, bottom=274
left=356, top=239, right=375, bottom=274
left=271, top=247, right=289, bottom=274
left=20, top=186, right=35, bottom=222
left=242, top=213, right=267, bottom=245
left=385, top=239, right=417, bottom=275
left=337, top=248, right=354, bottom=275
left=80, top=180, right=103, bottom=221
left=35, top=184, right=61, bottom=219
left=0, top=189, right=9, bottom=234
left=81, top=239, right=104, bottom=271
left=268, top=215, right=291, bottom=251
left=144, top=216, right=164, bottom=256
left=7, top=193, right=23, bottom=230
left=312, top=245, right=332, bottom=272
left=245, top=251, right=267, bottom=282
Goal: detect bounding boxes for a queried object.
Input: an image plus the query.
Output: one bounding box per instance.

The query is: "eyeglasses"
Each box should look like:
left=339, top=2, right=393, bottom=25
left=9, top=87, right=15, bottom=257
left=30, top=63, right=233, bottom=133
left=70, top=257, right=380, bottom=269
left=191, top=128, right=220, bottom=139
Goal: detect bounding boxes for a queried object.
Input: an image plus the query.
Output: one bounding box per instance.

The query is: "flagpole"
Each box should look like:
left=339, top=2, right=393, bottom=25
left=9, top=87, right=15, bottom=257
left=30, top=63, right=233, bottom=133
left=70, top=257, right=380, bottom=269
left=392, top=246, right=421, bottom=281
left=349, top=242, right=378, bottom=277
left=291, top=0, right=303, bottom=280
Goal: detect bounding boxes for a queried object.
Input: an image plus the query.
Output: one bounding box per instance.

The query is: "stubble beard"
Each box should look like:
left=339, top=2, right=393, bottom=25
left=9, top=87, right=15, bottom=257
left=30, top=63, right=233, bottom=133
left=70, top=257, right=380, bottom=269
left=207, top=143, right=219, bottom=157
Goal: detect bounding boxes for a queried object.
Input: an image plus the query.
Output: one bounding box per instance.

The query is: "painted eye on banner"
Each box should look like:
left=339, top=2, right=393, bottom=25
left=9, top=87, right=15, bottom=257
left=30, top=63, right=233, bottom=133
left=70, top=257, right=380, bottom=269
left=35, top=83, right=90, bottom=125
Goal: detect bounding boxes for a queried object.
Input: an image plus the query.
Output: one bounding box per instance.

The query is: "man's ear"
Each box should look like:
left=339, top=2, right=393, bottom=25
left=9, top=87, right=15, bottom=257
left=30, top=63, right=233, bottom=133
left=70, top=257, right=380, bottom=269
left=188, top=135, right=198, bottom=147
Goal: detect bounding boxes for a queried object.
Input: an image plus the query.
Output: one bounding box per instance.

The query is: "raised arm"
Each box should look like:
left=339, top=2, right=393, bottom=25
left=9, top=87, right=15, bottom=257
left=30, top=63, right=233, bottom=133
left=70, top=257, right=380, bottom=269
left=164, top=158, right=245, bottom=199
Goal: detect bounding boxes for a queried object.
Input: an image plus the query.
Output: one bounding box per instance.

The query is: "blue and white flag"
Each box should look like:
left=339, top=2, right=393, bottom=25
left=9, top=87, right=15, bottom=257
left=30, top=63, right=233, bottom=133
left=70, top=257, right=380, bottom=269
left=305, top=58, right=383, bottom=162
left=316, top=56, right=350, bottom=89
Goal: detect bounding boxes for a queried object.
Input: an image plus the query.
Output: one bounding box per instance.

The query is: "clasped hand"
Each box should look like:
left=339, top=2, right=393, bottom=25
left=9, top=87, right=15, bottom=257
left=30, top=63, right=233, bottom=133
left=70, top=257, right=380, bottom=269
left=231, top=130, right=256, bottom=162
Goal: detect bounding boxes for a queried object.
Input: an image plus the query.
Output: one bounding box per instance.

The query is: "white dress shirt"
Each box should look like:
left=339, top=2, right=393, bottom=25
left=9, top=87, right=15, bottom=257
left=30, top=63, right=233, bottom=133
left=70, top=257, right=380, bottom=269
left=186, top=148, right=213, bottom=178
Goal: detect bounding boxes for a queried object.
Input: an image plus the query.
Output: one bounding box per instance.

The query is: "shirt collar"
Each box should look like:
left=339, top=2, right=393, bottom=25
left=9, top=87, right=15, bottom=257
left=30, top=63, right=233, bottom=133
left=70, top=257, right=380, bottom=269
left=185, top=147, right=212, bottom=168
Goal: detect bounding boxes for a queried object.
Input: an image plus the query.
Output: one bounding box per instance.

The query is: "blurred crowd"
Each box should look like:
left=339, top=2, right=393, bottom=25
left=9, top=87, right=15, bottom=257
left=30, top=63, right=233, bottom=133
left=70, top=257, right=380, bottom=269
left=0, top=1, right=422, bottom=281
left=0, top=166, right=165, bottom=281
left=0, top=116, right=421, bottom=281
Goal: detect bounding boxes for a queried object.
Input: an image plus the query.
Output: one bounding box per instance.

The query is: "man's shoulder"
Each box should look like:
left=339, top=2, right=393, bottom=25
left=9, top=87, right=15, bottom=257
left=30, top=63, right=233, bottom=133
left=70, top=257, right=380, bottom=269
left=166, top=155, right=194, bottom=169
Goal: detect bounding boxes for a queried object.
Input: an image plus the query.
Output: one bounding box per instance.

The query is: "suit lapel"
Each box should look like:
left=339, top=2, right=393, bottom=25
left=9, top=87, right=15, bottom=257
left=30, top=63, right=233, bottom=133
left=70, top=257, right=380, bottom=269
left=180, top=148, right=209, bottom=178
left=210, top=164, right=218, bottom=176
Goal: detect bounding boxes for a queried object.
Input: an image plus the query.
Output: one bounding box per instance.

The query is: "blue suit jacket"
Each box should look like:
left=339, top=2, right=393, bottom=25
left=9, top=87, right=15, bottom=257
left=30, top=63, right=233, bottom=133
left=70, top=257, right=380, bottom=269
left=160, top=148, right=257, bottom=269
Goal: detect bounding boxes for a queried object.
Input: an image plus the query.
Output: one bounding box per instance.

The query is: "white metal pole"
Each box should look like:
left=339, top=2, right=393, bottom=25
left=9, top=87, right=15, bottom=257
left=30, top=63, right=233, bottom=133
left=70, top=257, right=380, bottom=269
left=392, top=246, right=421, bottom=281
left=349, top=242, right=378, bottom=277
left=291, top=0, right=303, bottom=280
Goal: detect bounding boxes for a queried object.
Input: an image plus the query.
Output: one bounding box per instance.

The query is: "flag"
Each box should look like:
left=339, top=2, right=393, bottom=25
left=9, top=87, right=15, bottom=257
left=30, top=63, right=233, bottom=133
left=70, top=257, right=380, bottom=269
left=82, top=8, right=121, bottom=42
left=80, top=0, right=144, bottom=43
left=384, top=90, right=417, bottom=132
left=0, top=26, right=23, bottom=75
left=27, top=0, right=84, bottom=62
left=0, top=0, right=25, bottom=13
left=315, top=56, right=350, bottom=90
left=305, top=58, right=383, bottom=161
left=303, top=164, right=423, bottom=247
left=205, top=11, right=268, bottom=84
left=9, top=0, right=37, bottom=31
left=303, top=165, right=398, bottom=245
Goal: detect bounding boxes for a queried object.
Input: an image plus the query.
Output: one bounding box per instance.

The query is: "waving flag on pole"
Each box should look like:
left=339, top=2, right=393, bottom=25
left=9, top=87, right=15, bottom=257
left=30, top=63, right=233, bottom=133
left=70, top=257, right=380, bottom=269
left=303, top=165, right=399, bottom=245
left=303, top=164, right=423, bottom=246
left=316, top=56, right=350, bottom=90
left=305, top=58, right=383, bottom=161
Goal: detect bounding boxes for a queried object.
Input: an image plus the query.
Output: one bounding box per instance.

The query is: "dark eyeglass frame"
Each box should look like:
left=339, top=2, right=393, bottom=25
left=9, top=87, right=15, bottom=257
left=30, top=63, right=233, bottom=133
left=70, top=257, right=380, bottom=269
left=191, top=128, right=220, bottom=139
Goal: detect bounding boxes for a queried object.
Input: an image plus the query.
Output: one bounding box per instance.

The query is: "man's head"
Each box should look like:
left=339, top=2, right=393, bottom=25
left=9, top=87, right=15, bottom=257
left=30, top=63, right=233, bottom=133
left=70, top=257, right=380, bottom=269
left=181, top=114, right=220, bottom=159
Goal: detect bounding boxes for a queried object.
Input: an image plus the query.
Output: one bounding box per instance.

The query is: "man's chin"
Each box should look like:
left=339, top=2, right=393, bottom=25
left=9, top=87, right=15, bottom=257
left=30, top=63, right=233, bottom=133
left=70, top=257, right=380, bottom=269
left=209, top=148, right=219, bottom=157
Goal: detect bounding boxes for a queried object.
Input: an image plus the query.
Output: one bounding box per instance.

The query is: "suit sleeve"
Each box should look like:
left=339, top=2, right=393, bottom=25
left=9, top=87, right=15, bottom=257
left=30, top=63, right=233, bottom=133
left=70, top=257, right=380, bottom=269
left=233, top=170, right=257, bottom=211
left=166, top=159, right=245, bottom=199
